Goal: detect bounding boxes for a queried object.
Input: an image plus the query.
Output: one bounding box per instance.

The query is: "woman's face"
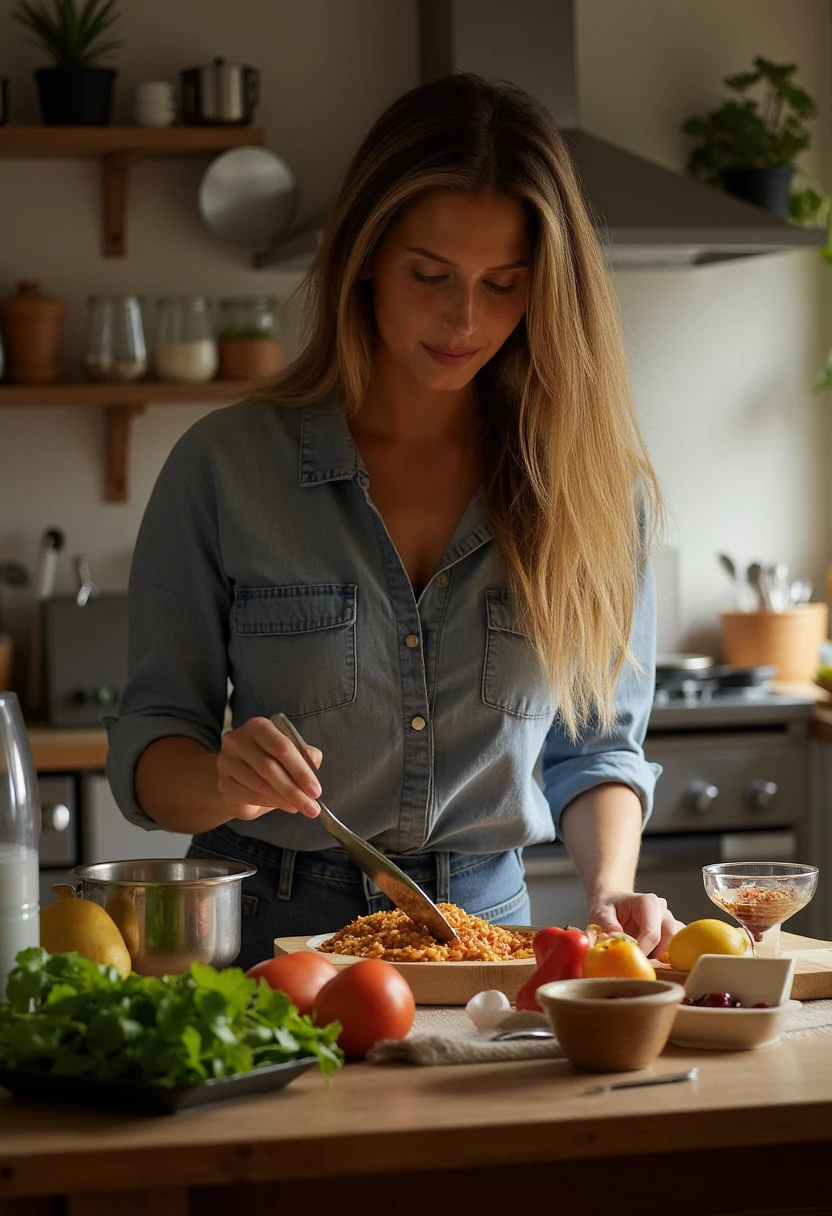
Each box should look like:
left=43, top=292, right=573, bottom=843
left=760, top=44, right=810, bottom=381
left=366, top=190, right=530, bottom=393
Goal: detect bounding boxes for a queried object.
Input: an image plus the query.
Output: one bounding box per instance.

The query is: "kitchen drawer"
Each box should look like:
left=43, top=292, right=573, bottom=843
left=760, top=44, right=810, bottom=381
left=645, top=732, right=807, bottom=834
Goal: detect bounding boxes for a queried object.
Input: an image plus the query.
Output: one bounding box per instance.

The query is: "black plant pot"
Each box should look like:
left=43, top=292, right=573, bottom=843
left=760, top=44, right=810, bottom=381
left=35, top=66, right=116, bottom=126
left=720, top=165, right=794, bottom=220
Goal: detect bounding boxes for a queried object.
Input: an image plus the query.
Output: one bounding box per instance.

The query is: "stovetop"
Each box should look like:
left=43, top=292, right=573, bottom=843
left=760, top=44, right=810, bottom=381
left=648, top=687, right=816, bottom=731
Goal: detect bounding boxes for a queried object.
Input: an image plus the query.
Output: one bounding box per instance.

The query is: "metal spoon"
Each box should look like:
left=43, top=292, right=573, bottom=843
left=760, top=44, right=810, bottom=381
left=270, top=713, right=460, bottom=944
left=747, top=562, right=772, bottom=611
left=493, top=1027, right=555, bottom=1041
left=74, top=554, right=100, bottom=607
left=717, top=553, right=743, bottom=608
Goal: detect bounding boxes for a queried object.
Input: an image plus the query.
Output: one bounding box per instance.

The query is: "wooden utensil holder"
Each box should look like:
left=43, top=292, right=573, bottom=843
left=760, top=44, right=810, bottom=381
left=721, top=604, right=829, bottom=680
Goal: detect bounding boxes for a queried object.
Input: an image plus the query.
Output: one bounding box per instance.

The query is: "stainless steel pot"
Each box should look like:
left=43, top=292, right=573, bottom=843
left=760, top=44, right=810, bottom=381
left=180, top=58, right=259, bottom=125
left=66, top=858, right=256, bottom=977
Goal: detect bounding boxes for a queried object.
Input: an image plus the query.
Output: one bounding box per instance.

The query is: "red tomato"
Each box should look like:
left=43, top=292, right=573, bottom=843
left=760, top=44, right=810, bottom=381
left=312, top=959, right=415, bottom=1059
left=245, top=952, right=338, bottom=1015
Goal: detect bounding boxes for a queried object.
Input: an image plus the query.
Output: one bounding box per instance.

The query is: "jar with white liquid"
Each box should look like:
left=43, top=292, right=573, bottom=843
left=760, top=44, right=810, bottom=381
left=0, top=693, right=40, bottom=1000
left=153, top=296, right=218, bottom=383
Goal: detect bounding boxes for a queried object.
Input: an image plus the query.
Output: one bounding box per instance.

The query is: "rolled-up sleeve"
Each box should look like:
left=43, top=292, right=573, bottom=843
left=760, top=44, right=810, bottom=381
left=541, top=554, right=662, bottom=835
left=105, top=423, right=232, bottom=830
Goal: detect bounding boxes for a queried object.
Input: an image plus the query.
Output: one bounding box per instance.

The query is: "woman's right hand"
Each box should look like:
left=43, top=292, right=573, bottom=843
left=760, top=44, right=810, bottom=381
left=216, top=716, right=323, bottom=822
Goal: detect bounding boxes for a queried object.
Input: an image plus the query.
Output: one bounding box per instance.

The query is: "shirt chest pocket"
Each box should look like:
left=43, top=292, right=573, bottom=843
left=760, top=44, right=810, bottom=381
left=234, top=584, right=357, bottom=718
left=482, top=590, right=556, bottom=720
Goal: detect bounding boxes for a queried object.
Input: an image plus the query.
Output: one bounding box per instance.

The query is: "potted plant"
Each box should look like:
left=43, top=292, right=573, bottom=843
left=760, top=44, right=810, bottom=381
left=12, top=0, right=122, bottom=126
left=681, top=55, right=817, bottom=219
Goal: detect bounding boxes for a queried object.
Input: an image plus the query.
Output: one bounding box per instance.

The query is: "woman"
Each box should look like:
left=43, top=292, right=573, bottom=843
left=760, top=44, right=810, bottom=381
left=105, top=73, right=683, bottom=970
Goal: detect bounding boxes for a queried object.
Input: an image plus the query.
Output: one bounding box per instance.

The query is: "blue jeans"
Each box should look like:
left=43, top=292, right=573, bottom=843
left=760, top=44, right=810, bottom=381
left=187, top=824, right=531, bottom=972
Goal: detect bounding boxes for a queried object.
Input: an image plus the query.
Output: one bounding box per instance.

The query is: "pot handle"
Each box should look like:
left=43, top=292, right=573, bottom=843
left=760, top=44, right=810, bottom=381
left=50, top=883, right=78, bottom=898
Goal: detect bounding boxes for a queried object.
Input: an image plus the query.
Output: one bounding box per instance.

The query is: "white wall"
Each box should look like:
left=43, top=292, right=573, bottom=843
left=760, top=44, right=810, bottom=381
left=576, top=0, right=832, bottom=654
left=0, top=0, right=418, bottom=687
left=1, top=0, right=830, bottom=678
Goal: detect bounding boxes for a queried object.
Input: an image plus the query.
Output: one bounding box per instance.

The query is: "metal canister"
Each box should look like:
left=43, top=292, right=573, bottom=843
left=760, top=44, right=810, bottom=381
left=179, top=58, right=259, bottom=125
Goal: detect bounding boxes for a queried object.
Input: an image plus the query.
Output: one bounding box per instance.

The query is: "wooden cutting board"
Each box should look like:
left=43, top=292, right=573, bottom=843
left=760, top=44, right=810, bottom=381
left=654, top=931, right=832, bottom=1000
left=274, top=932, right=536, bottom=1005
left=276, top=930, right=832, bottom=1004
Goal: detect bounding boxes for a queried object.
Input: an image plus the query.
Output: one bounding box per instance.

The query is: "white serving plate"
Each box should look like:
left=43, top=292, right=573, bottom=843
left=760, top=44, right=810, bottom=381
left=669, top=954, right=799, bottom=1051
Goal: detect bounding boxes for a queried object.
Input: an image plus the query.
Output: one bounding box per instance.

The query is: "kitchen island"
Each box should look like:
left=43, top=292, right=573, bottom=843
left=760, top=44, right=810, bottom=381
left=0, top=1029, right=831, bottom=1216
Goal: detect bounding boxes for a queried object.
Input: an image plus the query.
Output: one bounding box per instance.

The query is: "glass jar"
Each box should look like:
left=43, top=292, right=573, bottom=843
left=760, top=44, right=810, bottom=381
left=153, top=296, right=218, bottom=383
left=0, top=693, right=40, bottom=999
left=83, top=295, right=147, bottom=382
left=217, top=296, right=282, bottom=380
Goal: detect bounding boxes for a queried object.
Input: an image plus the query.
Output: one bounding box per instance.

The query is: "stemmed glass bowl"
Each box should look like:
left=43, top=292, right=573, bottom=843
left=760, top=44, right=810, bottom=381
left=702, top=862, right=818, bottom=957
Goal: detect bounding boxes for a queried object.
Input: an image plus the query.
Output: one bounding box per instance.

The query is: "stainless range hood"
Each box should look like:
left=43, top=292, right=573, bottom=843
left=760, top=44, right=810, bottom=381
left=419, top=0, right=826, bottom=268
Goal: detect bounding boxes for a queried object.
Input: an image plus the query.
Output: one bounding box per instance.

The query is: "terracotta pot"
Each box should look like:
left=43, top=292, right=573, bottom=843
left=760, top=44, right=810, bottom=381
left=721, top=604, right=829, bottom=681
left=0, top=281, right=65, bottom=384
left=218, top=338, right=282, bottom=380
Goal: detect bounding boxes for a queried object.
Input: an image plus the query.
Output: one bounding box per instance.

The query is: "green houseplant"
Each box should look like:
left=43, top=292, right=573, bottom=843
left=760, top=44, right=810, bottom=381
left=681, top=55, right=817, bottom=218
left=12, top=0, right=122, bottom=126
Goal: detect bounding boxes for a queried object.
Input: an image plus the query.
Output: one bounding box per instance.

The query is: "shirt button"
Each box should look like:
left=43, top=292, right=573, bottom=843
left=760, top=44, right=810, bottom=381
left=436, top=573, right=449, bottom=586
left=405, top=634, right=420, bottom=648
left=411, top=715, right=427, bottom=731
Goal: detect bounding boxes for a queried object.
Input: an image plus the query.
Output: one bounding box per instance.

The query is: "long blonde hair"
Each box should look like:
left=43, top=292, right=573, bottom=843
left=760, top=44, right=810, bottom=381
left=266, top=73, right=663, bottom=739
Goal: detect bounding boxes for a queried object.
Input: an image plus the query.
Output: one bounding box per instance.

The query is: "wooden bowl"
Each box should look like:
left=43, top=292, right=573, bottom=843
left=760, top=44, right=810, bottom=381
left=536, top=977, right=685, bottom=1072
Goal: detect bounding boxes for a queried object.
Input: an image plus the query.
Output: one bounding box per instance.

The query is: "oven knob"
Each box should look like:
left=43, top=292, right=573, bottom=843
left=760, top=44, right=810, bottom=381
left=94, top=684, right=118, bottom=706
left=71, top=689, right=88, bottom=705
left=746, top=779, right=778, bottom=810
left=42, top=803, right=71, bottom=832
left=685, top=781, right=719, bottom=814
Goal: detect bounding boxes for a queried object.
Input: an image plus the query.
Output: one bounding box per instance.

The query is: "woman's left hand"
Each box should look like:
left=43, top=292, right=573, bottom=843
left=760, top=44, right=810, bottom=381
left=587, top=891, right=685, bottom=959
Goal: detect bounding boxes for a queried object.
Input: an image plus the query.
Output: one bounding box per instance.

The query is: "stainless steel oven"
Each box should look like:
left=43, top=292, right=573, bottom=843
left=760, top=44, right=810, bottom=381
left=37, top=773, right=80, bottom=908
left=524, top=690, right=818, bottom=936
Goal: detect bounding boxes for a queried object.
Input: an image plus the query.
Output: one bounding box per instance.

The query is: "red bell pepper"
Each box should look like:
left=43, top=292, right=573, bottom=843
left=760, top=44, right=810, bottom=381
left=514, top=926, right=590, bottom=1012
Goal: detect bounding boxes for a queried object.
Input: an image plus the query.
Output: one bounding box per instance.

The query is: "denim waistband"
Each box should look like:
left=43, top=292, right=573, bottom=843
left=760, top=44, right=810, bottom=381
left=192, top=823, right=511, bottom=904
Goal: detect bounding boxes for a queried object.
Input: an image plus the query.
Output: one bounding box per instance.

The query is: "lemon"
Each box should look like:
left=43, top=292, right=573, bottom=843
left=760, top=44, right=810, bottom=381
left=40, top=889, right=132, bottom=977
left=667, top=919, right=748, bottom=972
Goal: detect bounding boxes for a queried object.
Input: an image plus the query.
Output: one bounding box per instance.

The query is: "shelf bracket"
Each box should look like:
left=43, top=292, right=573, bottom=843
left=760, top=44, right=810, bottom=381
left=105, top=403, right=146, bottom=502
left=102, top=151, right=141, bottom=257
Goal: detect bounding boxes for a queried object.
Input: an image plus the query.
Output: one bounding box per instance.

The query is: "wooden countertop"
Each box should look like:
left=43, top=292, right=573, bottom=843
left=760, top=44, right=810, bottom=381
left=1, top=1030, right=832, bottom=1213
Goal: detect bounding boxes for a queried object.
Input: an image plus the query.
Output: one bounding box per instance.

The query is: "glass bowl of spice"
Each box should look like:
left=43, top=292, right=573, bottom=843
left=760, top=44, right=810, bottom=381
left=702, top=862, right=818, bottom=957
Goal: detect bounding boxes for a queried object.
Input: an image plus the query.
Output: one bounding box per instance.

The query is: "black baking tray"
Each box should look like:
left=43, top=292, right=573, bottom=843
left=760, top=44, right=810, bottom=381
left=0, top=1056, right=318, bottom=1115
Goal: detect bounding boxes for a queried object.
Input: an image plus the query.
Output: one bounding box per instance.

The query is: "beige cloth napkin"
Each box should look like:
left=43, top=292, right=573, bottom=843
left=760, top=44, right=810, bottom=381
left=366, top=999, right=832, bottom=1065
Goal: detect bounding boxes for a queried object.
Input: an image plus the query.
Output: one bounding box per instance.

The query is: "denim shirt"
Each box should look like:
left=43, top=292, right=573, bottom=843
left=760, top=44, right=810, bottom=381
left=105, top=398, right=661, bottom=854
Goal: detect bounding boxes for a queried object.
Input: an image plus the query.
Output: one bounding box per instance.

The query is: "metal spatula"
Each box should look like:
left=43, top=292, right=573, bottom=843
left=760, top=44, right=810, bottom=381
left=270, top=713, right=460, bottom=945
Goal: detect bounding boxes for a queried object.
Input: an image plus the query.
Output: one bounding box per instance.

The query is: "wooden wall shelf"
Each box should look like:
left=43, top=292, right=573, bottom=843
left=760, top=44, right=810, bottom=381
left=0, top=126, right=265, bottom=256
left=0, top=380, right=247, bottom=501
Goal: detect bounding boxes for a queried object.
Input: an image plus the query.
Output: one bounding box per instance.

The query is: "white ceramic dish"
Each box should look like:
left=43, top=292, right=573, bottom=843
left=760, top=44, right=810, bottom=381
left=669, top=954, right=799, bottom=1051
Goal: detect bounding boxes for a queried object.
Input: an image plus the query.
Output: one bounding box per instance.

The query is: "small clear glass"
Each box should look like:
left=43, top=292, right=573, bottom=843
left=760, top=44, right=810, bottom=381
left=153, top=296, right=218, bottom=383
left=217, top=296, right=282, bottom=380
left=83, top=295, right=147, bottom=382
left=703, top=862, right=818, bottom=957
left=0, top=692, right=40, bottom=999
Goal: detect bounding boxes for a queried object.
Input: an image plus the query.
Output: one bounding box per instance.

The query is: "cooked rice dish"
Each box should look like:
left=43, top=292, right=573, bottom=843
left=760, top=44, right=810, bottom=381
left=317, top=903, right=535, bottom=962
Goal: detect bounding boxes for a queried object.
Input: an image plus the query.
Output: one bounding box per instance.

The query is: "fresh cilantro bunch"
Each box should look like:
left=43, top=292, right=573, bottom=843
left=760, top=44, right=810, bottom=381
left=0, top=949, right=343, bottom=1087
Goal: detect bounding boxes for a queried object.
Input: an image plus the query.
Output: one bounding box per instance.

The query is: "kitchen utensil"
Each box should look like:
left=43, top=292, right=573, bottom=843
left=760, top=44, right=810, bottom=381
left=703, top=862, right=818, bottom=957
left=717, top=553, right=742, bottom=607
left=587, top=1068, right=699, bottom=1094
left=25, top=527, right=65, bottom=715
left=767, top=563, right=790, bottom=613
left=271, top=713, right=460, bottom=945
left=493, top=1027, right=555, bottom=1041
left=180, top=58, right=259, bottom=125
left=534, top=977, right=685, bottom=1073
left=64, top=858, right=257, bottom=976
left=746, top=562, right=771, bottom=611
left=73, top=555, right=99, bottom=607
left=277, top=931, right=535, bottom=1005
left=789, top=577, right=812, bottom=606
left=198, top=147, right=297, bottom=250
